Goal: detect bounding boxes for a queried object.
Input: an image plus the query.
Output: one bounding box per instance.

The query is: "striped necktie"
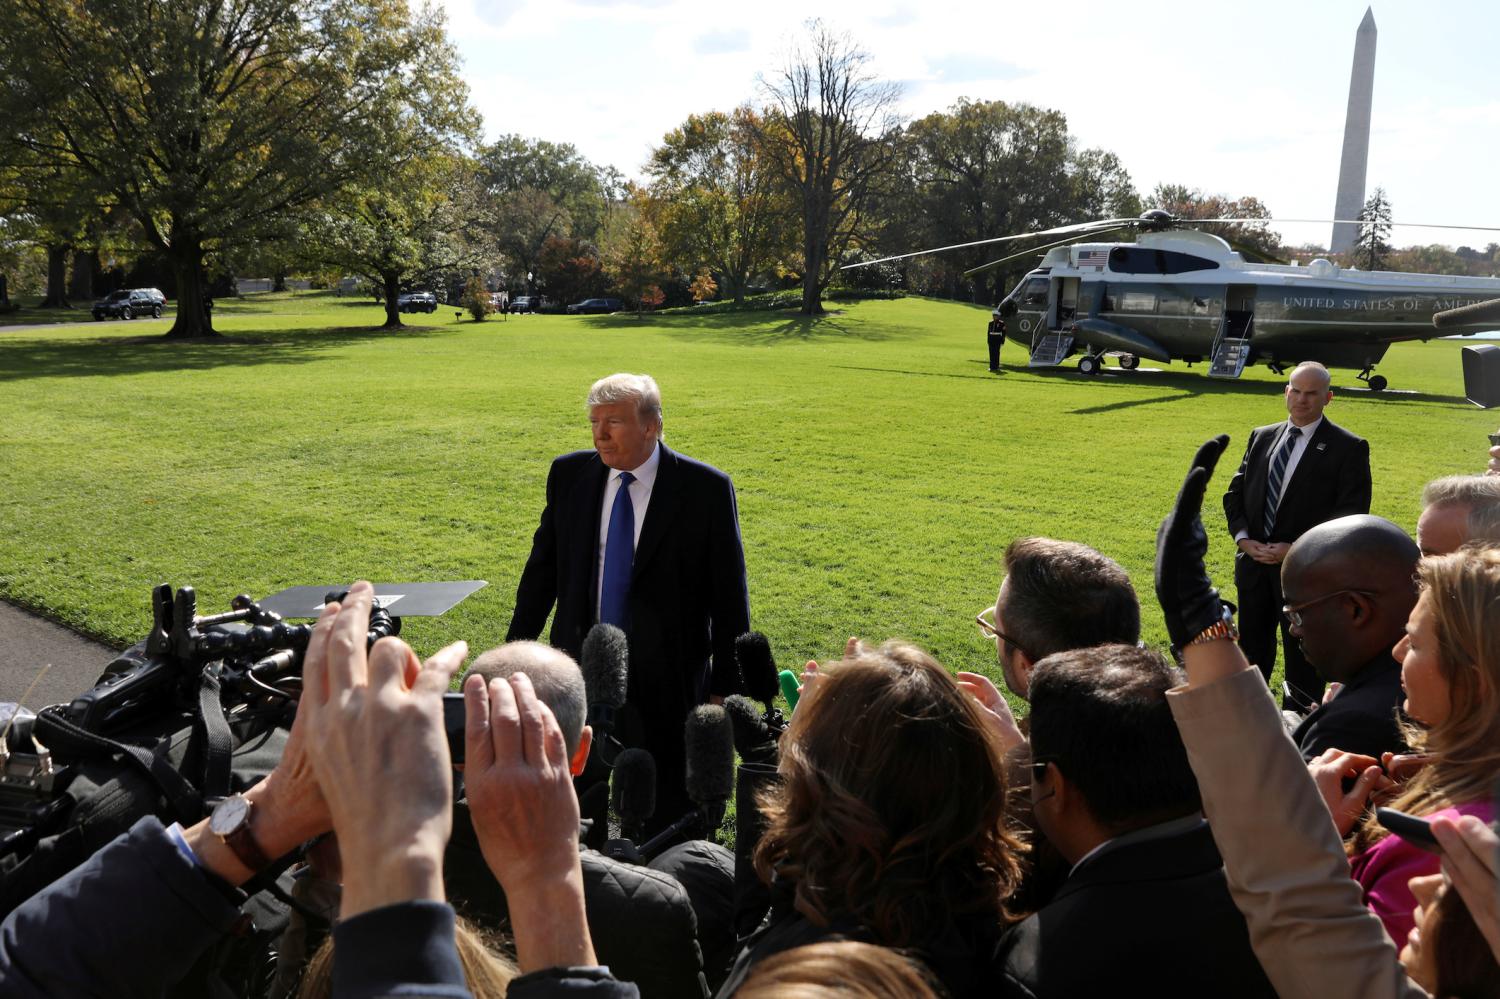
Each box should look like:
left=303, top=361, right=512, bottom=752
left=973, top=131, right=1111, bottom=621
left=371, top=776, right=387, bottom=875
left=1262, top=427, right=1302, bottom=538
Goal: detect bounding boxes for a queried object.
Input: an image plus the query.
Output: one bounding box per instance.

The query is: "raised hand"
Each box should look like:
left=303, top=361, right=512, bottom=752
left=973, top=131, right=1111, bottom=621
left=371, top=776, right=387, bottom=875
left=1156, top=435, right=1232, bottom=650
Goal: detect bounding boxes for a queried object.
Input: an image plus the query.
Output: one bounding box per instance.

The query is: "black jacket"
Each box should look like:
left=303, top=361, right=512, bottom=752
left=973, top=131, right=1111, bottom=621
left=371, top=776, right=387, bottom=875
left=1292, top=653, right=1407, bottom=761
left=1223, top=417, right=1372, bottom=545
left=992, top=822, right=1276, bottom=998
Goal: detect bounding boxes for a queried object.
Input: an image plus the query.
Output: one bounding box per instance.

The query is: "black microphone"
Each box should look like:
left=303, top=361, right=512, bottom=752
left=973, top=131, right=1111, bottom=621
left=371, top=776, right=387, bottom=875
left=723, top=694, right=778, bottom=767
left=734, top=631, right=787, bottom=736
left=580, top=623, right=629, bottom=737
left=640, top=704, right=735, bottom=859
left=602, top=747, right=656, bottom=864
left=725, top=693, right=782, bottom=934
left=611, top=748, right=656, bottom=844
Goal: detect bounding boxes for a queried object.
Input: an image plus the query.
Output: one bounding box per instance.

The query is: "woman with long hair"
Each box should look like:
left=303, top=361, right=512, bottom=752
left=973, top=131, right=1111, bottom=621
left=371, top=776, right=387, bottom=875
left=718, top=640, right=1021, bottom=999
left=1341, top=546, right=1500, bottom=944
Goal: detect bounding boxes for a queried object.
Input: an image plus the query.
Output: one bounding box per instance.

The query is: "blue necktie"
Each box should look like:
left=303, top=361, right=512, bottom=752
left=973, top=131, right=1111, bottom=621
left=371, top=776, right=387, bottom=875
left=1262, top=426, right=1302, bottom=537
left=600, top=472, right=636, bottom=627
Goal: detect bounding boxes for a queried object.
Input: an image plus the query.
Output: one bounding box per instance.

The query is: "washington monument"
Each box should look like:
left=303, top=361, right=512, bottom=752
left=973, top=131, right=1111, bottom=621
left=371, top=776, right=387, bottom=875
left=1331, top=8, right=1377, bottom=256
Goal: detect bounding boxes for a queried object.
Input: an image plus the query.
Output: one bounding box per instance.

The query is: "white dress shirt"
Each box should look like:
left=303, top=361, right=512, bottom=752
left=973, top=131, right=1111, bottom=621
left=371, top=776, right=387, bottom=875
left=595, top=442, right=661, bottom=618
left=1235, top=415, right=1323, bottom=542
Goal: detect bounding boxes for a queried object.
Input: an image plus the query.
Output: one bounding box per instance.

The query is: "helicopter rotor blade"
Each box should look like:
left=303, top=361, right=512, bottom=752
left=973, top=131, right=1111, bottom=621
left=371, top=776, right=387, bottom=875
left=962, top=226, right=1134, bottom=279
left=840, top=218, right=1139, bottom=270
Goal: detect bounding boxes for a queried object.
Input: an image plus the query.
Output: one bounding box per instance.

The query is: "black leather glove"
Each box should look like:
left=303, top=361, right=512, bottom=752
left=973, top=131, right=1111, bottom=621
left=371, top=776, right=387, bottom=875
left=1155, top=435, right=1231, bottom=651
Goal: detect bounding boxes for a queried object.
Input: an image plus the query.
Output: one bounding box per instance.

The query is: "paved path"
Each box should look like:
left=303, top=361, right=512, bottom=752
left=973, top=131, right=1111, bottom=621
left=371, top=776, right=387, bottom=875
left=1, top=601, right=120, bottom=709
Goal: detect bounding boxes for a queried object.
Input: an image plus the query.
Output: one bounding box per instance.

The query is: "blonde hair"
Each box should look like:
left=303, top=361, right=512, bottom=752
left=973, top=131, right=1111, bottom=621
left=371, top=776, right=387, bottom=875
left=297, top=914, right=516, bottom=998
left=736, top=941, right=944, bottom=999
left=1354, top=547, right=1500, bottom=851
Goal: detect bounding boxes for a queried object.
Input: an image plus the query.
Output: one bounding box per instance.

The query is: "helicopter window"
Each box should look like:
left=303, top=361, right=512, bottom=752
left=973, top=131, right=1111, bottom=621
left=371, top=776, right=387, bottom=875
left=1021, top=278, right=1049, bottom=306
left=1118, top=291, right=1157, bottom=312
left=1108, top=247, right=1219, bottom=274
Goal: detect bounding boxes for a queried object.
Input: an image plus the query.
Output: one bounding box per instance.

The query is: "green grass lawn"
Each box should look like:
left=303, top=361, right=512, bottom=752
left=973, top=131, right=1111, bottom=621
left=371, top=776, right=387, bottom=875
left=0, top=289, right=1491, bottom=714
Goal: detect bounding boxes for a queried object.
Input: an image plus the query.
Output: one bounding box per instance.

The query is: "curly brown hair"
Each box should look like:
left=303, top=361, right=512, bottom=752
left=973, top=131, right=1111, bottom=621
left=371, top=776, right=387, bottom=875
left=753, top=641, right=1023, bottom=946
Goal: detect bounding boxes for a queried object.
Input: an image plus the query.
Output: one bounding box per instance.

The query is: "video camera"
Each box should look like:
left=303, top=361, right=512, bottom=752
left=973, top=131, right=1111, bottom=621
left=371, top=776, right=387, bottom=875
left=0, top=579, right=484, bottom=885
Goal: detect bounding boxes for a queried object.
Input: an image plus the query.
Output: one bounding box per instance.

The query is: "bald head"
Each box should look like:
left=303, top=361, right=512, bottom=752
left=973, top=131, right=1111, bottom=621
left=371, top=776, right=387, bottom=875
left=1282, top=515, right=1420, bottom=680
left=465, top=641, right=587, bottom=755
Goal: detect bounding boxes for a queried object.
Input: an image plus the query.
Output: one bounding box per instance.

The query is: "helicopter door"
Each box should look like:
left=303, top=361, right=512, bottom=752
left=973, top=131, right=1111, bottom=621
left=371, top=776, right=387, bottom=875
left=1055, top=278, right=1080, bottom=327
left=1223, top=285, right=1255, bottom=339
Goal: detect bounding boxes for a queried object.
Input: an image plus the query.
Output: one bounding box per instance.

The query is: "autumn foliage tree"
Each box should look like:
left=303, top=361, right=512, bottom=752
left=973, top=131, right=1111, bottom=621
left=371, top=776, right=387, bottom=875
left=602, top=189, right=669, bottom=316
left=1149, top=185, right=1282, bottom=261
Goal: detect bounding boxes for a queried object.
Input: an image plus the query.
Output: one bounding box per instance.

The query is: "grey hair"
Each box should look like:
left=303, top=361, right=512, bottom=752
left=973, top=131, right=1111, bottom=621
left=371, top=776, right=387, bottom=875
left=1289, top=361, right=1331, bottom=390
left=1422, top=475, right=1500, bottom=544
left=463, top=642, right=588, bottom=755
left=587, top=373, right=663, bottom=427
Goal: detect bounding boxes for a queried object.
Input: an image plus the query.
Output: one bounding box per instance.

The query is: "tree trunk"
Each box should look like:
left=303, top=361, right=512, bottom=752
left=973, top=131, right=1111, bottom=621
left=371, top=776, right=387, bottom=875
left=165, top=235, right=214, bottom=338
left=272, top=270, right=287, bottom=293
left=0, top=273, right=9, bottom=308
left=382, top=271, right=403, bottom=328
left=40, top=244, right=70, bottom=308
left=68, top=249, right=95, bottom=302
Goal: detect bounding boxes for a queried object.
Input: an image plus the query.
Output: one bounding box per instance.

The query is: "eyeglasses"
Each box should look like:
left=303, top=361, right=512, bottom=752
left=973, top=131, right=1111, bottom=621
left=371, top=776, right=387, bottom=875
left=1282, top=589, right=1376, bottom=628
left=975, top=606, right=1033, bottom=662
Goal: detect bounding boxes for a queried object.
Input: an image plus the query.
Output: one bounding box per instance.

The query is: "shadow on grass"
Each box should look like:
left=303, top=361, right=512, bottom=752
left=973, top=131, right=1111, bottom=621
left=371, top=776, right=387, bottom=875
left=0, top=324, right=451, bottom=383
left=585, top=309, right=914, bottom=345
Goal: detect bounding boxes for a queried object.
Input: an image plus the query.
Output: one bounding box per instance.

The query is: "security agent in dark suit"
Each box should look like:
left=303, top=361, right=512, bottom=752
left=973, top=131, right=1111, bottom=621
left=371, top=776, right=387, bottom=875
left=507, top=374, right=751, bottom=834
left=992, top=644, right=1275, bottom=998
left=1222, top=362, right=1371, bottom=712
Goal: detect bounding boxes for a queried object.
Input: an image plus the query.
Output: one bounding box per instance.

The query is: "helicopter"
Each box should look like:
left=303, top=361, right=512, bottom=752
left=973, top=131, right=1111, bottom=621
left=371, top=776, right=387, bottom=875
left=849, top=210, right=1500, bottom=391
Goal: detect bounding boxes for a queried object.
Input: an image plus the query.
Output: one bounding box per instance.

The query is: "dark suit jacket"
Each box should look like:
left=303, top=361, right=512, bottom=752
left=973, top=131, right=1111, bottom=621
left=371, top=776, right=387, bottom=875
left=507, top=443, right=751, bottom=717
left=992, top=823, right=1275, bottom=998
left=1223, top=416, right=1372, bottom=545
left=1292, top=653, right=1407, bottom=761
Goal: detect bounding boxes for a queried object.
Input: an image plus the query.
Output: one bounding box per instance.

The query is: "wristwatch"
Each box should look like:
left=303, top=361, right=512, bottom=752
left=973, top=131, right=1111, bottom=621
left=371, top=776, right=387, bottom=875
left=208, top=793, right=271, bottom=872
left=1188, top=603, right=1239, bottom=646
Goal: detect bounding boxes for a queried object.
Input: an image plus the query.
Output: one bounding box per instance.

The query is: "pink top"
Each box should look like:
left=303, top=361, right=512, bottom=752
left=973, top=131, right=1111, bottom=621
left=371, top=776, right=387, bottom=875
left=1349, top=799, right=1495, bottom=944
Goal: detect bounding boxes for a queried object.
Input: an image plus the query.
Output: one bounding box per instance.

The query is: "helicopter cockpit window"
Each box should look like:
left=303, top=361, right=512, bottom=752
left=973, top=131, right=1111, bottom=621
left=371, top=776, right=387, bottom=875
left=1107, top=248, right=1219, bottom=274
left=1021, top=278, right=1049, bottom=306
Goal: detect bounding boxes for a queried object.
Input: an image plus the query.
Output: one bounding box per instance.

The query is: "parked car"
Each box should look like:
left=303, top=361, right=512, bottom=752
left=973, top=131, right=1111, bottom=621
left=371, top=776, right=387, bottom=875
left=567, top=297, right=623, bottom=315
left=92, top=288, right=164, bottom=320
left=397, top=291, right=438, bottom=313
left=509, top=295, right=555, bottom=313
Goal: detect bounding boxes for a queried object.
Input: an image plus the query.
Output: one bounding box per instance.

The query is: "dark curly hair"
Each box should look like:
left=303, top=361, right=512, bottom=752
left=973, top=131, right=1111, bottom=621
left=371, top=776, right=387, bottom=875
left=753, top=641, right=1023, bottom=946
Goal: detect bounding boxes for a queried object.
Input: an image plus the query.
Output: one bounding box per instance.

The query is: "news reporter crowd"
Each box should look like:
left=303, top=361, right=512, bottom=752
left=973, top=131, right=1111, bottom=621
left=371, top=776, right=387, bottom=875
left=3, top=437, right=1500, bottom=998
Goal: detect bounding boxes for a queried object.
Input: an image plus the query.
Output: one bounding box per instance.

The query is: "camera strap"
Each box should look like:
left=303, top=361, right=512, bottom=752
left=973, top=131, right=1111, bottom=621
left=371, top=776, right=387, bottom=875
left=34, top=707, right=202, bottom=825
left=194, top=666, right=234, bottom=801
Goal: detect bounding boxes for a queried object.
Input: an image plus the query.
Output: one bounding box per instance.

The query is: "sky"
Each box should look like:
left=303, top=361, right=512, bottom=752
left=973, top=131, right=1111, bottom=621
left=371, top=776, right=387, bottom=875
left=436, top=0, right=1500, bottom=251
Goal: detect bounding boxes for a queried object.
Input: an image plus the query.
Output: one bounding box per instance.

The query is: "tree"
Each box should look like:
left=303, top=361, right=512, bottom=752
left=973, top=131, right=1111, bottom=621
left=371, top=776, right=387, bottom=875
left=478, top=136, right=614, bottom=241
left=1356, top=187, right=1393, bottom=271
left=0, top=0, right=471, bottom=338
left=461, top=275, right=493, bottom=321
left=493, top=188, right=572, bottom=296
left=535, top=235, right=606, bottom=308
left=1150, top=185, right=1282, bottom=261
left=602, top=189, right=668, bottom=316
left=647, top=107, right=794, bottom=305
left=756, top=21, right=903, bottom=315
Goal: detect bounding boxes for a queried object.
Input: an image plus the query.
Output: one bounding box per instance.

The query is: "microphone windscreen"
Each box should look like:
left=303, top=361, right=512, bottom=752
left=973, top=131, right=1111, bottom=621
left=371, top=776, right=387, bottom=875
left=581, top=623, right=629, bottom=710
left=734, top=631, right=779, bottom=705
left=684, top=704, right=736, bottom=807
left=778, top=669, right=801, bottom=711
left=611, top=748, right=657, bottom=825
left=1434, top=297, right=1500, bottom=330
left=722, top=694, right=768, bottom=757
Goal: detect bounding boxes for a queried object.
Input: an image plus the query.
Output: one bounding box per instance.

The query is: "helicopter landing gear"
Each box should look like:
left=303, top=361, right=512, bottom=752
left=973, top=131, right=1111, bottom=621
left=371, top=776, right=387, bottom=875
left=1118, top=353, right=1140, bottom=370
left=1267, top=361, right=1285, bottom=376
left=1077, top=354, right=1103, bottom=376
left=1356, top=366, right=1389, bottom=392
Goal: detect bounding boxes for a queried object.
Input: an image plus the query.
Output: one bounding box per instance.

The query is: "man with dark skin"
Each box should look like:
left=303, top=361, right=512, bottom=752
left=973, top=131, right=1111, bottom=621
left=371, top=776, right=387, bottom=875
left=1280, top=514, right=1420, bottom=761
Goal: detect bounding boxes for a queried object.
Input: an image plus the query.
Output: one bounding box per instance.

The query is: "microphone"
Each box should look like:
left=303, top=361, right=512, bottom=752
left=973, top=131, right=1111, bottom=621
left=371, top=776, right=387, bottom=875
left=602, top=747, right=656, bottom=864
left=1434, top=297, right=1500, bottom=330
left=640, top=704, right=735, bottom=859
left=611, top=748, right=657, bottom=843
left=580, top=623, right=629, bottom=737
left=724, top=694, right=781, bottom=933
left=723, top=694, right=778, bottom=767
left=734, top=632, right=779, bottom=707
left=779, top=670, right=802, bottom=711
left=734, top=630, right=787, bottom=735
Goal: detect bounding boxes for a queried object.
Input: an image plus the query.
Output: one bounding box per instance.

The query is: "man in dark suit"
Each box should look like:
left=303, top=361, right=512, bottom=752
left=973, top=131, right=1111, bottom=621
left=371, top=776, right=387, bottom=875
left=507, top=373, right=750, bottom=834
left=992, top=645, right=1275, bottom=997
left=1280, top=515, right=1418, bottom=762
left=1222, top=362, right=1371, bottom=712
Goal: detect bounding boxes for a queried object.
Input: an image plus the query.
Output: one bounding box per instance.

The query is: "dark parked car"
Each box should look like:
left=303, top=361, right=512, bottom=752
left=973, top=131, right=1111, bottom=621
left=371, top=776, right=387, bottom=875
left=92, top=289, right=164, bottom=320
left=397, top=291, right=438, bottom=313
left=567, top=297, right=623, bottom=315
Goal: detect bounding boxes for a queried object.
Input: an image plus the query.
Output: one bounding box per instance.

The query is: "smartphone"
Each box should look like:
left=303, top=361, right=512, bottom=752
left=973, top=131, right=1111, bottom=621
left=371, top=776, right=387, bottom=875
left=1376, top=806, right=1440, bottom=854
left=443, top=692, right=465, bottom=764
